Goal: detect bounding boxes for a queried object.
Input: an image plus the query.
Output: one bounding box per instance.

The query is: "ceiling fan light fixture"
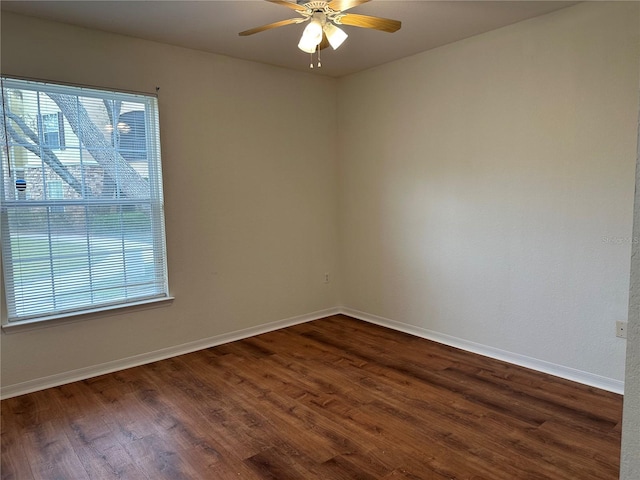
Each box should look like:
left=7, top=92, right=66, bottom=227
left=323, top=22, right=348, bottom=50
left=240, top=0, right=402, bottom=67
left=298, top=17, right=323, bottom=53
left=298, top=35, right=318, bottom=53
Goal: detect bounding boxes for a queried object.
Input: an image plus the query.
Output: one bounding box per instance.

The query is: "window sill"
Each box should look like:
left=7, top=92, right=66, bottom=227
left=1, top=296, right=175, bottom=334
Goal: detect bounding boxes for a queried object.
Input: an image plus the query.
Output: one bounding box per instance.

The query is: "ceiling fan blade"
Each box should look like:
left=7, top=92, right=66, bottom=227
left=327, top=0, right=370, bottom=13
left=239, top=18, right=302, bottom=36
left=338, top=13, right=401, bottom=33
left=266, top=0, right=308, bottom=12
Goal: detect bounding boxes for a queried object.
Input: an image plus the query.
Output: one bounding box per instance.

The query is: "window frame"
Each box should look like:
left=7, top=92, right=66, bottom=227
left=0, top=76, right=172, bottom=329
left=39, top=111, right=65, bottom=150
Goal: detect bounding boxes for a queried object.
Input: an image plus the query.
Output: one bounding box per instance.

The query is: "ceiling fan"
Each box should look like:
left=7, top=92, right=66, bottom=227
left=239, top=0, right=401, bottom=66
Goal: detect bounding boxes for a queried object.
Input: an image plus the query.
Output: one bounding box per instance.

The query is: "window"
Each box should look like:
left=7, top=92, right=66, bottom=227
left=0, top=77, right=169, bottom=325
left=46, top=180, right=64, bottom=213
left=39, top=112, right=65, bottom=149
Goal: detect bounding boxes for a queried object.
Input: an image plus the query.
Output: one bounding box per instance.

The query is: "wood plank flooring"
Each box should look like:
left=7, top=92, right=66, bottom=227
left=1, top=315, right=623, bottom=479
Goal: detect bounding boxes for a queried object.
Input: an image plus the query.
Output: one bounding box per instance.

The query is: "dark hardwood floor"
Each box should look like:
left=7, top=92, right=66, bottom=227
left=1, top=315, right=623, bottom=479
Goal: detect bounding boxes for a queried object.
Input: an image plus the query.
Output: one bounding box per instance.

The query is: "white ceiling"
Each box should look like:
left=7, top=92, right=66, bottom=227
left=1, top=0, right=578, bottom=77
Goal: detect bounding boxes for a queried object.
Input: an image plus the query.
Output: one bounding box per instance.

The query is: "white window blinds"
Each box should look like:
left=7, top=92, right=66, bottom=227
left=1, top=77, right=169, bottom=324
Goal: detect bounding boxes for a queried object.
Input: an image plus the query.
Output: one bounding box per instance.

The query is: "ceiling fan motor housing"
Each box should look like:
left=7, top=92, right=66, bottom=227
left=299, top=1, right=329, bottom=9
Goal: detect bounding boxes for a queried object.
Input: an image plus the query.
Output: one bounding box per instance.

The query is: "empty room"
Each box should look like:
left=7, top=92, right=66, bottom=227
left=1, top=1, right=639, bottom=479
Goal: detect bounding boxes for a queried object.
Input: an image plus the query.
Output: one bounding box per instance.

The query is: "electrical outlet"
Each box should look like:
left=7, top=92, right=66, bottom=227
left=616, top=321, right=627, bottom=339
left=324, top=272, right=330, bottom=284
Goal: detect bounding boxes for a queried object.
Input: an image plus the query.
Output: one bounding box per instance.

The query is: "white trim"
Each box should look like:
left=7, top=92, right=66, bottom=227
left=1, top=305, right=623, bottom=399
left=0, top=307, right=340, bottom=400
left=339, top=307, right=625, bottom=395
left=2, top=296, right=175, bottom=333
left=1, top=74, right=158, bottom=99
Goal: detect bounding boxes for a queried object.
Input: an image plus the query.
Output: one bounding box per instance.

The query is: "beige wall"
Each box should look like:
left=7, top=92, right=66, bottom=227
left=0, top=12, right=340, bottom=388
left=338, top=1, right=640, bottom=383
left=3, top=3, right=640, bottom=477
left=1, top=0, right=639, bottom=425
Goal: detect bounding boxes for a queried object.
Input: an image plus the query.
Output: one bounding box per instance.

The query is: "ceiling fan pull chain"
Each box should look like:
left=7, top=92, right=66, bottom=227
left=317, top=46, right=321, bottom=68
left=310, top=50, right=314, bottom=68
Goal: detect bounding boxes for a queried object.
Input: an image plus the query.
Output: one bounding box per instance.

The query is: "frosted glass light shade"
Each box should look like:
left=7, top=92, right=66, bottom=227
left=298, top=19, right=323, bottom=53
left=324, top=23, right=348, bottom=50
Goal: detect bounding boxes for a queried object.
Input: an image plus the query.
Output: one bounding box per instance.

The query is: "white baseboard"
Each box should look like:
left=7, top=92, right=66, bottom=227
left=339, top=307, right=625, bottom=395
left=0, top=307, right=341, bottom=400
left=2, top=306, right=623, bottom=399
